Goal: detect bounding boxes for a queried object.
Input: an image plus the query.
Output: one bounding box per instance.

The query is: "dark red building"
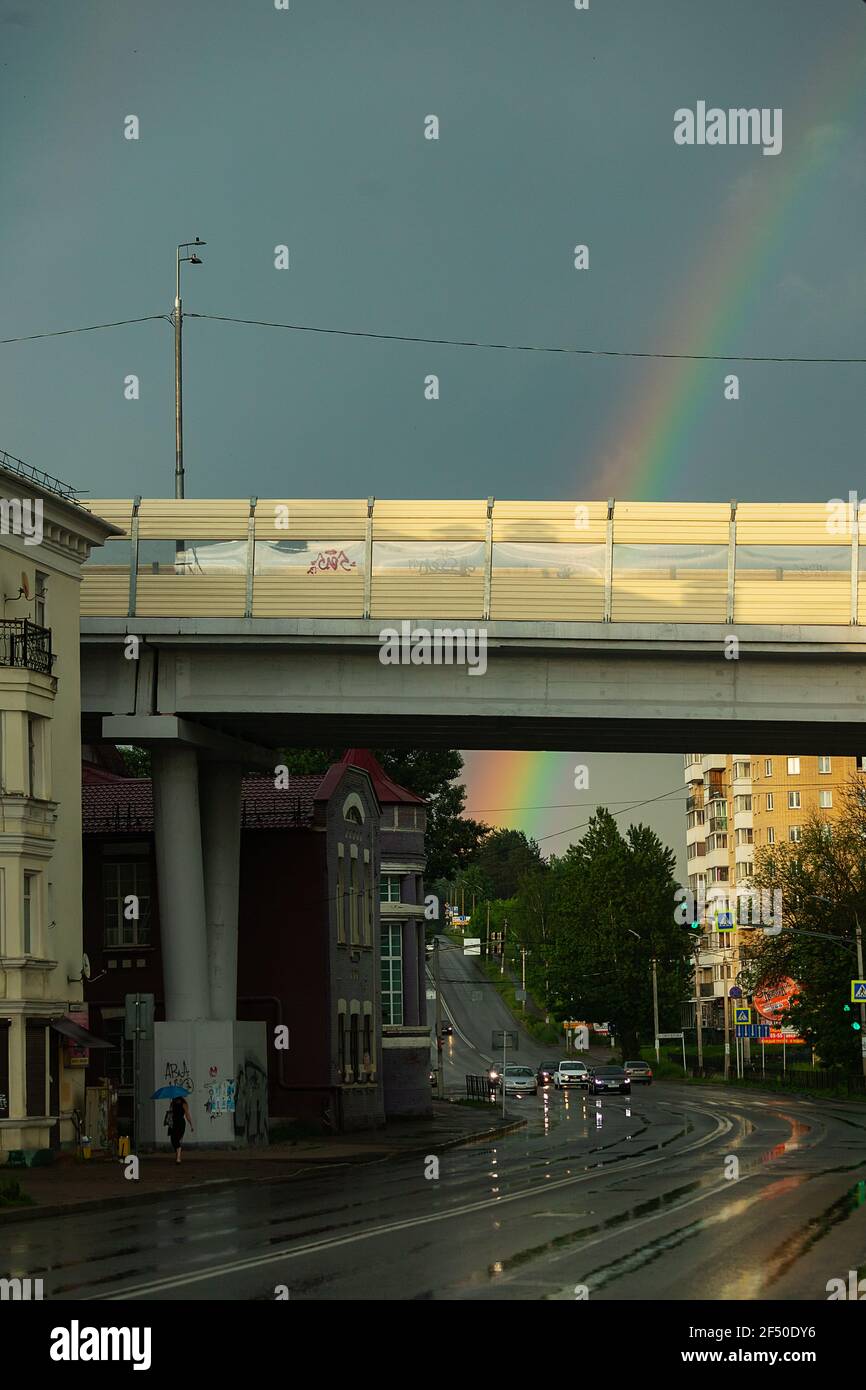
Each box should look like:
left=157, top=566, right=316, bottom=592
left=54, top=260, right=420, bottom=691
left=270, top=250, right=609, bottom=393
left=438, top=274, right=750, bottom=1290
left=81, top=750, right=430, bottom=1132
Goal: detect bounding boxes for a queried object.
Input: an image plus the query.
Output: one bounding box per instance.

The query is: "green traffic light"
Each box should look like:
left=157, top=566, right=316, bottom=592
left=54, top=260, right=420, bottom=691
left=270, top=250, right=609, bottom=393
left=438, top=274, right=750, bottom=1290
left=844, top=1004, right=851, bottom=1012
left=854, top=1022, right=862, bottom=1032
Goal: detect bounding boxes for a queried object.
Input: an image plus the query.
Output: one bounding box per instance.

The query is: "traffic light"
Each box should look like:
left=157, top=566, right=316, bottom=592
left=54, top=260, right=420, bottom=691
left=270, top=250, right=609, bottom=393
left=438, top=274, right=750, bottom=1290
left=843, top=1003, right=862, bottom=1032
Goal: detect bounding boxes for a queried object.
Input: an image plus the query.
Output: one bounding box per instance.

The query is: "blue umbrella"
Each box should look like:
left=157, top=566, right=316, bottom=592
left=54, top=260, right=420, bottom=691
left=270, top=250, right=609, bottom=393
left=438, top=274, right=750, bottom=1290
left=151, top=1085, right=190, bottom=1100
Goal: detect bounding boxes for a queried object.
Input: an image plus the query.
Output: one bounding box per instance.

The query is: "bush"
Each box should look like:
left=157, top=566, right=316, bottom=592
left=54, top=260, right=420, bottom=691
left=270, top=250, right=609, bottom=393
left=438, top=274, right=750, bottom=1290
left=0, top=1178, right=33, bottom=1207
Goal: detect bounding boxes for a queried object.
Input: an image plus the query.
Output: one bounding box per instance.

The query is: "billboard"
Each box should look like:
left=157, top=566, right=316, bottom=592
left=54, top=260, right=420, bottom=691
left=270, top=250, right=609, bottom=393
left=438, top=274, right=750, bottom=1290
left=754, top=979, right=804, bottom=1043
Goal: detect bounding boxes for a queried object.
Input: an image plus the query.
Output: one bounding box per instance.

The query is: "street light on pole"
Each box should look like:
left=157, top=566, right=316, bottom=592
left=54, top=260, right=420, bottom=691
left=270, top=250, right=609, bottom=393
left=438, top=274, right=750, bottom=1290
left=174, top=238, right=206, bottom=499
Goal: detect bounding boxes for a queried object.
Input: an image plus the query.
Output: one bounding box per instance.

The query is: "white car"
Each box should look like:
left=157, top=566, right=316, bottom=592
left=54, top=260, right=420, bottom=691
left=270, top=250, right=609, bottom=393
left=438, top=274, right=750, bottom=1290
left=554, top=1060, right=589, bottom=1088
left=499, top=1065, right=538, bottom=1097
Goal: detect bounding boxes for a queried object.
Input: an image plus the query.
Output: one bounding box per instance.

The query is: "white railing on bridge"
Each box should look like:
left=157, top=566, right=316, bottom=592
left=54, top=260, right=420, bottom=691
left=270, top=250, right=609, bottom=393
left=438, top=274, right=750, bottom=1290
left=80, top=498, right=861, bottom=625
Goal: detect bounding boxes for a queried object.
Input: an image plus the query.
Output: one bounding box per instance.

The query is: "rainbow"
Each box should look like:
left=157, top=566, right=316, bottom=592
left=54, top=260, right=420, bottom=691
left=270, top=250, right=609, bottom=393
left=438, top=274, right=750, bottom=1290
left=590, top=19, right=866, bottom=501
left=464, top=750, right=579, bottom=842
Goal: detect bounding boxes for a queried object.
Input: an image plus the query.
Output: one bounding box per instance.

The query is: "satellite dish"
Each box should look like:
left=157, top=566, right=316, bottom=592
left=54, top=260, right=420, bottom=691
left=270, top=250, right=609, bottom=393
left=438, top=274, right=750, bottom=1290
left=20, top=573, right=30, bottom=600
left=82, top=953, right=91, bottom=981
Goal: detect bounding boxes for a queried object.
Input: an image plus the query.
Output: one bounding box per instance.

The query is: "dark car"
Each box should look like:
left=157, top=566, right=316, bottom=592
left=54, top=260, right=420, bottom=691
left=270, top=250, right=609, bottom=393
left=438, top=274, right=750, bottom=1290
left=440, top=1022, right=453, bottom=1037
left=589, top=1065, right=631, bottom=1095
left=624, top=1060, right=653, bottom=1085
left=537, top=1063, right=559, bottom=1087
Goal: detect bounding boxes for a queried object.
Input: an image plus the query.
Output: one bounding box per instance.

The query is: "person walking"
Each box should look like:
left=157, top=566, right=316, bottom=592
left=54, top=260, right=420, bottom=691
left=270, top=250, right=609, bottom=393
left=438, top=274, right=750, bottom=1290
left=166, top=1094, right=194, bottom=1163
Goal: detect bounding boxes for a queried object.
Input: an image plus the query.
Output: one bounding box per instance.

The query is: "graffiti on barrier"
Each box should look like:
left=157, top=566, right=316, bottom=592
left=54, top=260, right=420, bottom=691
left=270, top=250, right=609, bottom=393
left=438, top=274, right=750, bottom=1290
left=233, top=1057, right=268, bottom=1144
left=164, top=1059, right=194, bottom=1093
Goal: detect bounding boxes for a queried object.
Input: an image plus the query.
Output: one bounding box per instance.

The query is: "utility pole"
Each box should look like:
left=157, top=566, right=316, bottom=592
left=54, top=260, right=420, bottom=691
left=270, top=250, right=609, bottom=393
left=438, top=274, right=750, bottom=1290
left=651, top=956, right=660, bottom=1064
left=723, top=989, right=731, bottom=1080
left=500, top=917, right=508, bottom=976
left=521, top=946, right=527, bottom=1011
left=856, top=912, right=866, bottom=1079
left=434, top=937, right=444, bottom=1099
left=485, top=900, right=490, bottom=958
left=174, top=238, right=206, bottom=498
left=693, top=945, right=704, bottom=1075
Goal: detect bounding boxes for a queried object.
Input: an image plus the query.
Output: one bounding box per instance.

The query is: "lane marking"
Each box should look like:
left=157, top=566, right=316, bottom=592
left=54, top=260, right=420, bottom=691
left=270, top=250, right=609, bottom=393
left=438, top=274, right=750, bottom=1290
left=92, top=1107, right=731, bottom=1299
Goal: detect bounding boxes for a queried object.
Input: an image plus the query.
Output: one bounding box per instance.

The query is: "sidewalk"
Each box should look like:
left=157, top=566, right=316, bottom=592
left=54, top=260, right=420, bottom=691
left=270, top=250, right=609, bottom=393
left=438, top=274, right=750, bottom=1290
left=0, top=1102, right=524, bottom=1224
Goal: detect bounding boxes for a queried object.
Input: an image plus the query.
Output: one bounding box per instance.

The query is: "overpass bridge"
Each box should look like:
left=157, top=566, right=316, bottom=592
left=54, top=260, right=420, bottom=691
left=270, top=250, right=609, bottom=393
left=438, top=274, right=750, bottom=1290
left=77, top=494, right=866, bottom=1029
left=79, top=496, right=866, bottom=757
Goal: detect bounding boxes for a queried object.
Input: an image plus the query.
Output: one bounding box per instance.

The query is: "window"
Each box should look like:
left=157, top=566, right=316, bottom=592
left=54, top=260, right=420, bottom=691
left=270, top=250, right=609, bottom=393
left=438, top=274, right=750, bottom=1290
left=733, top=795, right=752, bottom=813
left=362, top=1014, right=372, bottom=1075
left=336, top=852, right=346, bottom=944
left=766, top=794, right=774, bottom=811
left=733, top=761, right=751, bottom=780
left=706, top=833, right=727, bottom=853
left=349, top=857, right=359, bottom=944
left=349, top=1014, right=360, bottom=1081
left=102, top=861, right=152, bottom=947
left=788, top=791, right=801, bottom=809
left=338, top=1009, right=347, bottom=1079
left=765, top=759, right=773, bottom=777
left=27, top=716, right=37, bottom=797
left=380, top=874, right=402, bottom=904
left=789, top=826, right=802, bottom=843
left=34, top=571, right=47, bottom=627
left=787, top=757, right=800, bottom=775
left=358, top=858, right=367, bottom=946
left=735, top=828, right=753, bottom=845
left=766, top=827, right=775, bottom=845
left=23, top=872, right=36, bottom=954
left=819, top=789, right=833, bottom=809
left=709, top=866, right=729, bottom=883
left=818, top=756, right=831, bottom=774
left=380, top=924, right=403, bottom=1025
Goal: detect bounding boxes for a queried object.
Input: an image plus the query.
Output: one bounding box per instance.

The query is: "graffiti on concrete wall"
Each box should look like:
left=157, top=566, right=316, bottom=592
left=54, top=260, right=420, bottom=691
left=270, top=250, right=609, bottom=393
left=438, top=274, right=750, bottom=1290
left=233, top=1057, right=268, bottom=1144
left=204, top=1078, right=236, bottom=1121
left=164, top=1060, right=194, bottom=1093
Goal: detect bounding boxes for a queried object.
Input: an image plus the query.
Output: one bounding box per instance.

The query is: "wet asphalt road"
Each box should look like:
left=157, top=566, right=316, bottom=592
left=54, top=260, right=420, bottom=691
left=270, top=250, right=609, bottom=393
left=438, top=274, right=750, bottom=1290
left=9, top=1082, right=866, bottom=1301
left=8, top=941, right=866, bottom=1301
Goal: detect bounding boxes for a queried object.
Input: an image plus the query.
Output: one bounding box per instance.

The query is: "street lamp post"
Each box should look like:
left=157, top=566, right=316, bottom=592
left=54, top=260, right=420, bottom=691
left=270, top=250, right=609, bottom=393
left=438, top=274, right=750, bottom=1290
left=174, top=238, right=206, bottom=498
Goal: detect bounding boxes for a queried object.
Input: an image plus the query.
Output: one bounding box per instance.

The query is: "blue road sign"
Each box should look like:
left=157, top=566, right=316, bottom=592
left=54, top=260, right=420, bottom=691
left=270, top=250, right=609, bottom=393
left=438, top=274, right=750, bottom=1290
left=851, top=980, right=866, bottom=1002
left=734, top=1007, right=752, bottom=1024
left=735, top=1024, right=770, bottom=1039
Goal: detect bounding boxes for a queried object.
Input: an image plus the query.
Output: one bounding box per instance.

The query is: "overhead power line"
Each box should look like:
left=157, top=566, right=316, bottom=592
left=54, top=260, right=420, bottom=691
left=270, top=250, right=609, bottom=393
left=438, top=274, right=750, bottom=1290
left=186, top=313, right=866, bottom=364
left=3, top=308, right=863, bottom=364
left=0, top=315, right=169, bottom=345
left=533, top=785, right=687, bottom=844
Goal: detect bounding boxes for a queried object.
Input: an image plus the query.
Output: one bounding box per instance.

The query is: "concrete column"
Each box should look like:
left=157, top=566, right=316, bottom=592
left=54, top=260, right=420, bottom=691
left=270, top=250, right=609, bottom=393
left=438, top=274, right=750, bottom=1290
left=199, top=761, right=242, bottom=1021
left=151, top=745, right=210, bottom=1020
left=401, top=918, right=420, bottom=1025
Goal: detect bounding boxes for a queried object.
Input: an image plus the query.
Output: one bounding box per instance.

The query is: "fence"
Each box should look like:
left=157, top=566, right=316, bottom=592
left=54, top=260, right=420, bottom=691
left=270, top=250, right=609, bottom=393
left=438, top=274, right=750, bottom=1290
left=465, top=1074, right=496, bottom=1102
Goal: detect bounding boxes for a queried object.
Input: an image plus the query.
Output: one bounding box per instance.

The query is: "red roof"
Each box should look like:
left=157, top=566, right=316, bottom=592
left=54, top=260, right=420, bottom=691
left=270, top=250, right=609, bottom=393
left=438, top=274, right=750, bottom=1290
left=338, top=749, right=425, bottom=805
left=82, top=774, right=326, bottom=834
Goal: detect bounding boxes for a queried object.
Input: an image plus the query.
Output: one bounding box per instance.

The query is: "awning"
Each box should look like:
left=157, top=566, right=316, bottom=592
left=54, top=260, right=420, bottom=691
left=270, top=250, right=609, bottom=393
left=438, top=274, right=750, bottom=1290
left=50, top=1018, right=114, bottom=1049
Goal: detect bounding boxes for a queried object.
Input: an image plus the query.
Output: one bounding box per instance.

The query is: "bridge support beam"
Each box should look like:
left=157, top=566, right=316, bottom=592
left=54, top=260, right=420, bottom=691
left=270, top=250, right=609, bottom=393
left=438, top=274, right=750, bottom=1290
left=151, top=745, right=210, bottom=1020
left=200, top=760, right=242, bottom=1021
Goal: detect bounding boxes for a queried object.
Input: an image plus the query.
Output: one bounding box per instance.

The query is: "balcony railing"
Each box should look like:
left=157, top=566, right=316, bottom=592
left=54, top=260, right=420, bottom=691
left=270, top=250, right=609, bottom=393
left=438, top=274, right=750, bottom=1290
left=0, top=620, right=55, bottom=676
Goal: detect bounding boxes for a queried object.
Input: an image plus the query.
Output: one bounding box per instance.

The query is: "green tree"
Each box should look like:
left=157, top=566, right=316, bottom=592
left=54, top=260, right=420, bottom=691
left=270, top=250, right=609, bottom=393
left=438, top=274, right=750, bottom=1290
left=748, top=783, right=866, bottom=1069
left=117, top=745, right=151, bottom=777
left=546, top=809, right=689, bottom=1059
left=474, top=827, right=543, bottom=900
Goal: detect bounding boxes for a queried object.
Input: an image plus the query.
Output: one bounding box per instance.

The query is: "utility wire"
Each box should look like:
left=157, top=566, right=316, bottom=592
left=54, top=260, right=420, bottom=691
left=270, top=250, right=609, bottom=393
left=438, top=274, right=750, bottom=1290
left=2, top=308, right=864, bottom=363
left=0, top=315, right=169, bottom=345
left=183, top=312, right=866, bottom=365
left=533, top=785, right=688, bottom=844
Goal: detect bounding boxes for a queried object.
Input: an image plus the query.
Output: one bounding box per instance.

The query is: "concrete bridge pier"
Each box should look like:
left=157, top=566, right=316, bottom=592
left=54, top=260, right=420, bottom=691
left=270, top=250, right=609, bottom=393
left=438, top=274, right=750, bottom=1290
left=151, top=744, right=211, bottom=1020
left=200, top=760, right=243, bottom=1021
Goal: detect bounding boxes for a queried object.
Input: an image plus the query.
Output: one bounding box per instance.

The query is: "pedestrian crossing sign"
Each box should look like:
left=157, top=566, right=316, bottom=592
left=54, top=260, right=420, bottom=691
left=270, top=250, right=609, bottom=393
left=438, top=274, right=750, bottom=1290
left=734, top=1007, right=752, bottom=1024
left=715, top=911, right=736, bottom=931
left=851, top=980, right=866, bottom=1002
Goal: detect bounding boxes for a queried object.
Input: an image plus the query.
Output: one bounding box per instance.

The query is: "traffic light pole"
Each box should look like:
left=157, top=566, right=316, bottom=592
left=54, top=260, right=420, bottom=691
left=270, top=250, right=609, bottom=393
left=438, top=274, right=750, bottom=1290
left=434, top=938, right=444, bottom=1099
left=856, top=914, right=866, bottom=1079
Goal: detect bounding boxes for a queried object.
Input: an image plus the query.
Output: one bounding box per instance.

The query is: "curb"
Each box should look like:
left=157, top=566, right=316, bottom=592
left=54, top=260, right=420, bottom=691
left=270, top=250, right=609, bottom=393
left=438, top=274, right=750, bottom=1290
left=0, top=1113, right=526, bottom=1226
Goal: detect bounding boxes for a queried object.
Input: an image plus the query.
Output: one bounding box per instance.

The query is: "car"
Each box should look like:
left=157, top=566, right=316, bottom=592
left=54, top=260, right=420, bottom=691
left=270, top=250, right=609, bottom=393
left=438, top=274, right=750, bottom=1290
left=499, top=1065, right=538, bottom=1097
left=537, top=1063, right=559, bottom=1087
left=553, top=1060, right=590, bottom=1088
left=588, top=1065, right=631, bottom=1095
left=440, top=1021, right=453, bottom=1037
left=623, top=1060, right=653, bottom=1084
